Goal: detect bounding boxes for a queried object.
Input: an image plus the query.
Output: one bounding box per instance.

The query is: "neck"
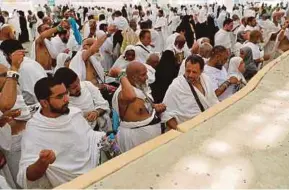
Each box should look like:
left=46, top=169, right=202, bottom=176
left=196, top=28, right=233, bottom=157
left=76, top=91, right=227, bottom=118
left=207, top=59, right=216, bottom=67
left=41, top=109, right=62, bottom=118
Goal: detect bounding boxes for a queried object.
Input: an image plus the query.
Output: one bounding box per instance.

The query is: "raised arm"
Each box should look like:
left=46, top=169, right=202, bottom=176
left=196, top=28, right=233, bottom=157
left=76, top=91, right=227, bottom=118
left=109, top=67, right=136, bottom=103
left=0, top=50, right=25, bottom=112
left=36, top=20, right=70, bottom=45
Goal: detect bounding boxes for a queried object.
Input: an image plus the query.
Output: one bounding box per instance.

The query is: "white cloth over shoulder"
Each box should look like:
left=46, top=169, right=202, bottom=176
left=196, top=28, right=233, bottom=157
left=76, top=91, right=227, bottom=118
left=135, top=42, right=153, bottom=64
left=30, top=38, right=59, bottom=61
left=112, top=86, right=161, bottom=152
left=17, top=107, right=106, bottom=188
left=215, top=29, right=234, bottom=51
left=54, top=53, right=70, bottom=74
left=51, top=35, right=68, bottom=56
left=69, top=81, right=110, bottom=131
left=162, top=74, right=219, bottom=124
left=69, top=50, right=105, bottom=83
left=18, top=57, right=47, bottom=105
left=203, top=65, right=230, bottom=101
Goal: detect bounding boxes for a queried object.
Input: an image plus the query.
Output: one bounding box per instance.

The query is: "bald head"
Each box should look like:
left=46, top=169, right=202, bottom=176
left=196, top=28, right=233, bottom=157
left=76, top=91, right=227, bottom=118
left=126, top=61, right=146, bottom=77
left=126, top=61, right=148, bottom=86
left=146, top=53, right=160, bottom=68
left=174, top=35, right=186, bottom=50
left=0, top=25, right=15, bottom=40
left=175, top=35, right=186, bottom=44
left=199, top=42, right=213, bottom=58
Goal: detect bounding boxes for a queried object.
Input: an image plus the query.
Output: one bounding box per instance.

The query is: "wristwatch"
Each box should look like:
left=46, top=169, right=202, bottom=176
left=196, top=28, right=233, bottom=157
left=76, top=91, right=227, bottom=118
left=116, top=71, right=126, bottom=82
left=6, top=70, right=19, bottom=80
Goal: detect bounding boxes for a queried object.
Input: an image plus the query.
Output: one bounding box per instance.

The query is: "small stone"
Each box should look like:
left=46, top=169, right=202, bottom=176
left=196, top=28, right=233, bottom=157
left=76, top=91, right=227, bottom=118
left=285, top=153, right=288, bottom=156
left=243, top=180, right=247, bottom=184
left=207, top=173, right=210, bottom=176
left=174, top=182, right=178, bottom=186
left=185, top=167, right=190, bottom=171
left=149, top=187, right=153, bottom=189
left=156, top=174, right=160, bottom=177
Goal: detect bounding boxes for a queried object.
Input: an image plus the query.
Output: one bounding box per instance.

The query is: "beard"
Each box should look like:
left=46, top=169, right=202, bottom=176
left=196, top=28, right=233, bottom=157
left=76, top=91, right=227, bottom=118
left=61, top=38, right=68, bottom=44
left=135, top=82, right=150, bottom=93
left=50, top=103, right=70, bottom=115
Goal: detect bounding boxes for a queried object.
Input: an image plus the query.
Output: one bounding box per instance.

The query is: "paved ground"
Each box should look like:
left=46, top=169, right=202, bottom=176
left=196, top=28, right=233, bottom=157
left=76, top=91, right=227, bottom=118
left=90, top=56, right=289, bottom=188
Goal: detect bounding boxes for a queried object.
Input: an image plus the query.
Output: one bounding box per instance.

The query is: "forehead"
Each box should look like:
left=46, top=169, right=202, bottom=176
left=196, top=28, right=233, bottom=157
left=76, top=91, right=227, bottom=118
left=185, top=62, right=201, bottom=70
left=50, top=84, right=66, bottom=95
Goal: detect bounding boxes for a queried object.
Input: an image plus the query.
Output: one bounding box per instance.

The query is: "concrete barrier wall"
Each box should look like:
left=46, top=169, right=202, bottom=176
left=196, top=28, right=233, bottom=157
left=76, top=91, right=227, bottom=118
left=55, top=50, right=289, bottom=189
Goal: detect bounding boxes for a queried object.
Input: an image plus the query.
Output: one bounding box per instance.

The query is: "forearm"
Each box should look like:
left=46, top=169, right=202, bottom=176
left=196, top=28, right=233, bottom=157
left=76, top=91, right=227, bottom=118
left=83, top=35, right=107, bottom=61
left=37, top=27, right=58, bottom=43
left=26, top=160, right=49, bottom=181
left=215, top=81, right=230, bottom=97
left=0, top=78, right=17, bottom=112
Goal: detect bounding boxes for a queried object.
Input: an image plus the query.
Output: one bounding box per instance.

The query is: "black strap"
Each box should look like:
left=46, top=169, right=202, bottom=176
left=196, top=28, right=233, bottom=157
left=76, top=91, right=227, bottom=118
left=135, top=44, right=151, bottom=54
left=184, top=75, right=205, bottom=112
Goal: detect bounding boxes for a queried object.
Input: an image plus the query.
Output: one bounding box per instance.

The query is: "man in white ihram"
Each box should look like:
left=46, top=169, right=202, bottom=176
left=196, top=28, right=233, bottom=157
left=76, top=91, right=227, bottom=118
left=17, top=77, right=106, bottom=188
left=162, top=55, right=219, bottom=130
left=110, top=61, right=166, bottom=152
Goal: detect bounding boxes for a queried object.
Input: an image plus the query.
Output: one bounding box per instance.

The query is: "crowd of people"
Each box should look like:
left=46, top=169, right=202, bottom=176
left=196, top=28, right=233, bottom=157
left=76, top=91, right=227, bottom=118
left=0, top=0, right=289, bottom=188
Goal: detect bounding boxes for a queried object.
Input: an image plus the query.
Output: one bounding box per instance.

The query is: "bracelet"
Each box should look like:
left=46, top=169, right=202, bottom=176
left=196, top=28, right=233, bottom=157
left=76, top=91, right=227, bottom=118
left=222, top=80, right=231, bottom=89
left=116, top=71, right=126, bottom=82
left=6, top=70, right=19, bottom=80
left=56, top=25, right=64, bottom=32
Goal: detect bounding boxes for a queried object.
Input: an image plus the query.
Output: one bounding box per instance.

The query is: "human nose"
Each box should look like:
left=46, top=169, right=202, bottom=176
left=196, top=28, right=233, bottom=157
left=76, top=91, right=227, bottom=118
left=63, top=93, right=69, bottom=103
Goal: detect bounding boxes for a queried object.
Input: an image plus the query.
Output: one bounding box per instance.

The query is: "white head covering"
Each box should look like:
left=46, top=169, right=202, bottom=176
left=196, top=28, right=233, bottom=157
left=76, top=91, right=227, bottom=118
left=112, top=45, right=135, bottom=70
left=228, top=57, right=247, bottom=84
left=54, top=53, right=71, bottom=74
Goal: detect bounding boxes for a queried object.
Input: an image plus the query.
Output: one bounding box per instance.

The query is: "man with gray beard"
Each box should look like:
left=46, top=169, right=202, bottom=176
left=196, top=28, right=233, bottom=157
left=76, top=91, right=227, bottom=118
left=110, top=61, right=166, bottom=152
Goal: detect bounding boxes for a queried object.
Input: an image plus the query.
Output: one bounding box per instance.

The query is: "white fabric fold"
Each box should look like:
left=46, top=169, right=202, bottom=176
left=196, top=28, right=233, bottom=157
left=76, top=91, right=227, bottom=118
left=112, top=86, right=161, bottom=152
left=162, top=74, right=219, bottom=124
left=69, top=81, right=111, bottom=131
left=17, top=107, right=105, bottom=188
left=69, top=50, right=105, bottom=83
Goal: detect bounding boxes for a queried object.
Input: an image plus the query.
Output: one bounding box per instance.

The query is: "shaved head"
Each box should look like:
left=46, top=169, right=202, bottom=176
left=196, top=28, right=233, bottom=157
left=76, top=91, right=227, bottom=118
left=0, top=25, right=15, bottom=40
left=174, top=35, right=186, bottom=50
left=146, top=53, right=160, bottom=68
left=126, top=61, right=146, bottom=78
left=175, top=35, right=186, bottom=44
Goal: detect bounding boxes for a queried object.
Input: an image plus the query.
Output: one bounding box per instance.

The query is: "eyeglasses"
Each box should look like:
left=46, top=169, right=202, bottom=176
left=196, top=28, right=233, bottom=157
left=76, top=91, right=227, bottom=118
left=49, top=90, right=69, bottom=100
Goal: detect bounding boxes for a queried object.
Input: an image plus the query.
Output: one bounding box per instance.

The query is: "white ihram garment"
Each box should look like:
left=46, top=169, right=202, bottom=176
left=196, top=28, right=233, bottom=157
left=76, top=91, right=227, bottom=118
left=112, top=86, right=161, bottom=153
left=17, top=107, right=106, bottom=188
left=162, top=74, right=219, bottom=124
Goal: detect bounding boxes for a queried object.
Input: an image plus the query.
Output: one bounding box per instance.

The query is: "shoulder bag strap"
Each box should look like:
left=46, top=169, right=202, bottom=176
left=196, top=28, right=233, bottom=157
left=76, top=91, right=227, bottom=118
left=135, top=44, right=151, bottom=54
left=184, top=75, right=205, bottom=112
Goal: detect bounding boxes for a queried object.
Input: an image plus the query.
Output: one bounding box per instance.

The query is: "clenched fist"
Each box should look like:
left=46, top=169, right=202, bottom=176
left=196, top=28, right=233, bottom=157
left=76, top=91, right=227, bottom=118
left=38, top=150, right=56, bottom=166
